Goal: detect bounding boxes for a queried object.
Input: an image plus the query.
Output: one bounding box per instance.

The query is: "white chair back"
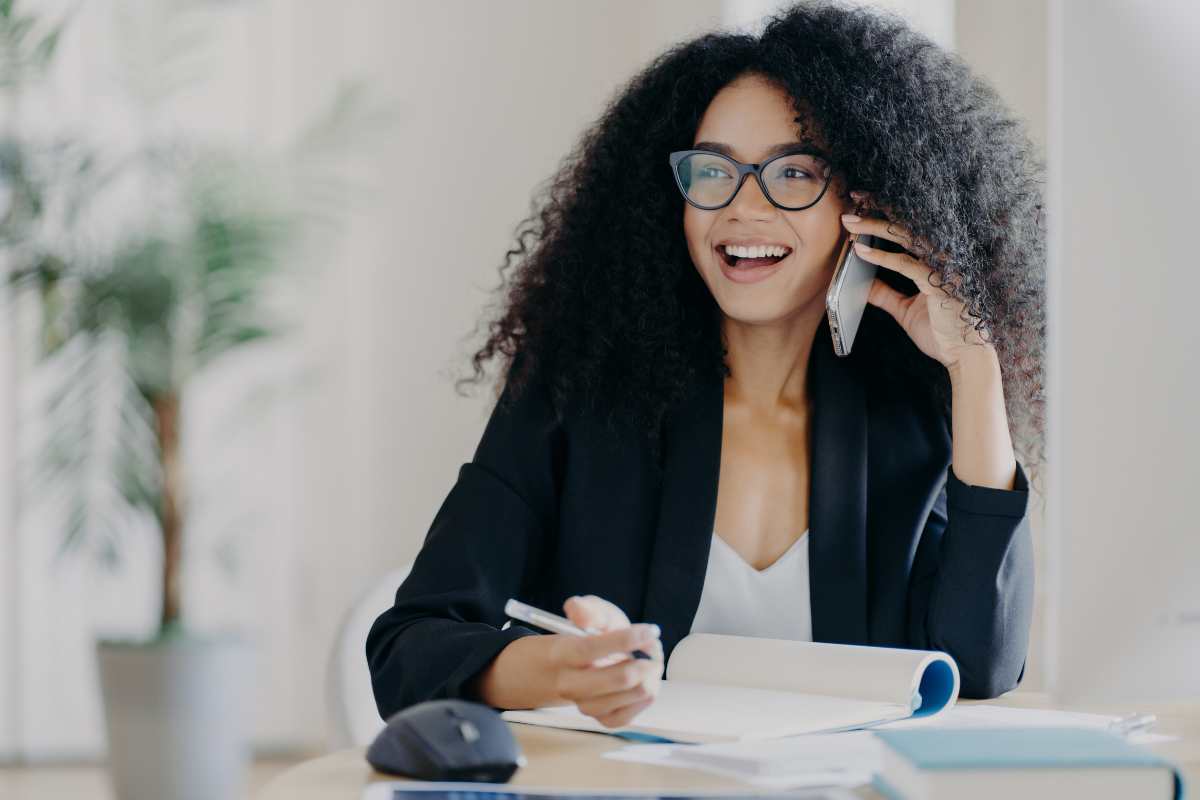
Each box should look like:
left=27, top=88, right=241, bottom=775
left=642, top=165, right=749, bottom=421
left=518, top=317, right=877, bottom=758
left=324, top=564, right=411, bottom=749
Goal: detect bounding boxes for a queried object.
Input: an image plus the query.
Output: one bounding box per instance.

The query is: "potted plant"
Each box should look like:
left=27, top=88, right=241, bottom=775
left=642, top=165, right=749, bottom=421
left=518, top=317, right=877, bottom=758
left=1, top=2, right=383, bottom=797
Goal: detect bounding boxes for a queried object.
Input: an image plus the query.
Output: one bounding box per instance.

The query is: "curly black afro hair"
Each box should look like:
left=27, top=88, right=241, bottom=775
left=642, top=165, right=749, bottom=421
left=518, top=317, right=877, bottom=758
left=458, top=0, right=1046, bottom=476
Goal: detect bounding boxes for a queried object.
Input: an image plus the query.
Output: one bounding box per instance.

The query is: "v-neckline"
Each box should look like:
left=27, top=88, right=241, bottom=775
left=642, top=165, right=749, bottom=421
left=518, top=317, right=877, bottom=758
left=712, top=530, right=809, bottom=576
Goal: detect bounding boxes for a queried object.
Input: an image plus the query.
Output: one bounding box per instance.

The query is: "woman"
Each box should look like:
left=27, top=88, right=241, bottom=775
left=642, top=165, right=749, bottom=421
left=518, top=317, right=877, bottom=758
left=367, top=0, right=1045, bottom=730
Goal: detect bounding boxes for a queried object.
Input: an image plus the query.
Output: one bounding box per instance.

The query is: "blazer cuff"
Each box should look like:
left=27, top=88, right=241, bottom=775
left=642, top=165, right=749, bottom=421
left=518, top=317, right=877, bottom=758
left=443, top=623, right=542, bottom=706
left=946, top=460, right=1030, bottom=518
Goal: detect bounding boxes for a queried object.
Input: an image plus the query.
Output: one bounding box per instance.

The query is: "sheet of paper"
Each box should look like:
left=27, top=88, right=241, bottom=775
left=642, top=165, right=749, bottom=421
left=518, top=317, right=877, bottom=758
left=601, top=732, right=881, bottom=788
left=601, top=749, right=869, bottom=791
left=873, top=703, right=1176, bottom=743
left=877, top=703, right=1117, bottom=729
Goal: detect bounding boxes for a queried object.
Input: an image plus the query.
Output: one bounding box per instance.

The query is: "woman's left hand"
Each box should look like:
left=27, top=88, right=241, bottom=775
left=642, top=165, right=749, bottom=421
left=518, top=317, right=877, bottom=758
left=840, top=197, right=994, bottom=371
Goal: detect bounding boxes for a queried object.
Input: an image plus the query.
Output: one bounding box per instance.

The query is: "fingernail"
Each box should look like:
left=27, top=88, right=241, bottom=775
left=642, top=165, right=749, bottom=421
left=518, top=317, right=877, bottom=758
left=854, top=240, right=871, bottom=252
left=841, top=214, right=861, bottom=223
left=642, top=623, right=661, bottom=638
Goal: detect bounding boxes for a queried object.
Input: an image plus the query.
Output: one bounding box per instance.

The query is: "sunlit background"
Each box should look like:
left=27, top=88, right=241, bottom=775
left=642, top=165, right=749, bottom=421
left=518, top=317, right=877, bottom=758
left=0, top=0, right=1196, bottom=797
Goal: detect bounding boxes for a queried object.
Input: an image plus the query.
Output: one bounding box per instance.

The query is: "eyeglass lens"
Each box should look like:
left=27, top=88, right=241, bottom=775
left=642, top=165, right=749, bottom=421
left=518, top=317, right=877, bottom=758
left=674, top=152, right=831, bottom=209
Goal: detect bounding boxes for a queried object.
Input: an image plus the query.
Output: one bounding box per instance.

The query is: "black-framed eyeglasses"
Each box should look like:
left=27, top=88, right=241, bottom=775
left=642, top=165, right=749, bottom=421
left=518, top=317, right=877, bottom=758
left=668, top=148, right=835, bottom=211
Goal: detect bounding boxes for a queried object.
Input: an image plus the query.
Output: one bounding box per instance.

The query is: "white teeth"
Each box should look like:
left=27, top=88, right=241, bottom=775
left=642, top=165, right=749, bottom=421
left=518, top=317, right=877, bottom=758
left=723, top=244, right=791, bottom=259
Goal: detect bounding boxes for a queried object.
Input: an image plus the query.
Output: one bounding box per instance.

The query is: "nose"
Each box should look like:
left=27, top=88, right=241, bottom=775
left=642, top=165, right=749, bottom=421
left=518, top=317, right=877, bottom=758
left=727, top=171, right=775, bottom=220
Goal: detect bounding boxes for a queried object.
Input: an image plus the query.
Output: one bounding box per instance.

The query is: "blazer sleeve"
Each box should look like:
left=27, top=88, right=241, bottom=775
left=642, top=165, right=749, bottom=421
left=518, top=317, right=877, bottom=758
left=365, top=361, right=563, bottom=718
left=905, top=460, right=1035, bottom=699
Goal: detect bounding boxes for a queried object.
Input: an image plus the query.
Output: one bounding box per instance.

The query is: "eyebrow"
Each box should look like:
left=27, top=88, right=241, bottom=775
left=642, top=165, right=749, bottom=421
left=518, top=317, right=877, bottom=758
left=693, top=141, right=828, bottom=161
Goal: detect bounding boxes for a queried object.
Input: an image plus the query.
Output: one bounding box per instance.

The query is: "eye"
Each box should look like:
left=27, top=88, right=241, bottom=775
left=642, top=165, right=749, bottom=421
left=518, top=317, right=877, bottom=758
left=768, top=153, right=829, bottom=182
left=697, top=165, right=733, bottom=179
left=777, top=166, right=814, bottom=180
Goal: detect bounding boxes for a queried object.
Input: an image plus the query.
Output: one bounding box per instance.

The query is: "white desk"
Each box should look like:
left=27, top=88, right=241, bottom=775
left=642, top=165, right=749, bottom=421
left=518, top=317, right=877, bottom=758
left=258, top=694, right=1200, bottom=800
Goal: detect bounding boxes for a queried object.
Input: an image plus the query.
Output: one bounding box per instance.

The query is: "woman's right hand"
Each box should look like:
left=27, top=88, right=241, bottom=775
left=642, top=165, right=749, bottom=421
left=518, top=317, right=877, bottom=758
left=546, top=594, right=664, bottom=728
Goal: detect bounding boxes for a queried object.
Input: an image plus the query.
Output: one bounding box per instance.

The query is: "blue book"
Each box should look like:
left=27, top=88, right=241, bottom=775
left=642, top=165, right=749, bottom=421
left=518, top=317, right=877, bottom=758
left=873, top=727, right=1184, bottom=800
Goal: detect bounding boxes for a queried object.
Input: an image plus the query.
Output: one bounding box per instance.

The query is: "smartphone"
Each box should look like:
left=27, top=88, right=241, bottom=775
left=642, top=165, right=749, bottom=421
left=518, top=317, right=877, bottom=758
left=825, top=232, right=879, bottom=357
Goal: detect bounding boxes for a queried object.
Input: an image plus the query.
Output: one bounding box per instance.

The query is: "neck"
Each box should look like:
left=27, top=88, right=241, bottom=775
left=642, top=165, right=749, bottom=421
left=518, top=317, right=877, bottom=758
left=721, top=299, right=825, bottom=416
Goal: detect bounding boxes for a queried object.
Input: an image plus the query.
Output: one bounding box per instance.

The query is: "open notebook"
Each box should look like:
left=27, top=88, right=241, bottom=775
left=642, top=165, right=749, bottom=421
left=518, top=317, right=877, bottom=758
left=501, top=633, right=960, bottom=744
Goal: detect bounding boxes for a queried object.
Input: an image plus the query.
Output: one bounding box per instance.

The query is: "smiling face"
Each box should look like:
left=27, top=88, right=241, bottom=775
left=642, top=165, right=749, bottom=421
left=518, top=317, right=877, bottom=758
left=683, top=73, right=851, bottom=326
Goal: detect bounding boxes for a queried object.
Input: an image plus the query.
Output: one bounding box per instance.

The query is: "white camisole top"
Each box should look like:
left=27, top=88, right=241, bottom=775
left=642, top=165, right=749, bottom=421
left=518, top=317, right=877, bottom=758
left=688, top=529, right=813, bottom=641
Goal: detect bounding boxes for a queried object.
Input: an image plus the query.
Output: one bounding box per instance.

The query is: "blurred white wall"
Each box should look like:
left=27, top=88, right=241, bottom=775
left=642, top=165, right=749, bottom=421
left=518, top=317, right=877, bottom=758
left=956, top=0, right=1046, bottom=154
left=1046, top=0, right=1200, bottom=704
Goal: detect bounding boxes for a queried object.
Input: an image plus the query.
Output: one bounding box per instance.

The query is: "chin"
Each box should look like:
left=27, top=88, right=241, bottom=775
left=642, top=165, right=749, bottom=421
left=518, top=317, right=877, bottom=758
left=704, top=269, right=826, bottom=327
left=712, top=293, right=803, bottom=327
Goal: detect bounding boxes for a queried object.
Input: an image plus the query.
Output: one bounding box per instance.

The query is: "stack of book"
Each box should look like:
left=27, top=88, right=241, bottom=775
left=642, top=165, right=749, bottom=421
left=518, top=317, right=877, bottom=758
left=872, top=727, right=1183, bottom=799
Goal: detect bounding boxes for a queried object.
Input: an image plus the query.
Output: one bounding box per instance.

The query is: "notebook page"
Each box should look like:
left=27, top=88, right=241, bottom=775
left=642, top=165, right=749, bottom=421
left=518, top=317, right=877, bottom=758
left=502, top=680, right=912, bottom=743
left=666, top=634, right=959, bottom=715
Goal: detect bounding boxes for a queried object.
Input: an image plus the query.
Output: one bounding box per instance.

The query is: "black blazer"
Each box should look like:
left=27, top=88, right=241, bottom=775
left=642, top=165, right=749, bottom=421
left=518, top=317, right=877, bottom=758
left=367, top=317, right=1035, bottom=717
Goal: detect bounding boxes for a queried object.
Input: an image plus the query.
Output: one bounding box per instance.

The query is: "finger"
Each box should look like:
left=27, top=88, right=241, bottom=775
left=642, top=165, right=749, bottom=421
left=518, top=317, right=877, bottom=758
left=559, top=623, right=660, bottom=668
left=560, top=655, right=660, bottom=700
left=563, top=595, right=629, bottom=633
left=841, top=213, right=921, bottom=253
left=590, top=651, right=630, bottom=668
left=581, top=594, right=631, bottom=629
left=563, top=596, right=603, bottom=633
left=866, top=277, right=912, bottom=324
left=576, top=682, right=654, bottom=720
left=851, top=239, right=939, bottom=294
left=596, top=696, right=656, bottom=730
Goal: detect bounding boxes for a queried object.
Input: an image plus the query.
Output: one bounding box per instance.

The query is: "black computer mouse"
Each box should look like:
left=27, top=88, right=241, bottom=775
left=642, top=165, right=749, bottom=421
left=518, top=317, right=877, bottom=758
left=366, top=698, right=526, bottom=782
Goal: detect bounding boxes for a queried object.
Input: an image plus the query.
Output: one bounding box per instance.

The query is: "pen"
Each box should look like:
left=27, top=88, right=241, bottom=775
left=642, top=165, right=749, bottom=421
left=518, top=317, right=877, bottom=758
left=503, top=598, right=655, bottom=660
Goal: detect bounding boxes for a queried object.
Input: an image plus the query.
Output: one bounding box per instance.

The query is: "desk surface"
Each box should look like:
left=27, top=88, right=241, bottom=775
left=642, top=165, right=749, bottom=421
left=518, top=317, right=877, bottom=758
left=259, top=695, right=1200, bottom=800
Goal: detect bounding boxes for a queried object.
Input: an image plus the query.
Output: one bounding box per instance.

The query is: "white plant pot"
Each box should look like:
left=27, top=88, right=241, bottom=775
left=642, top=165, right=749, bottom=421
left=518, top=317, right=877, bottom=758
left=96, top=636, right=255, bottom=800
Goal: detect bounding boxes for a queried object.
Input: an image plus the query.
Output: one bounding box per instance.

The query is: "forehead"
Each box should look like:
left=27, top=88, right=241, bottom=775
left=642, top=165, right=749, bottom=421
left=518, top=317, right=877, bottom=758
left=692, top=74, right=825, bottom=161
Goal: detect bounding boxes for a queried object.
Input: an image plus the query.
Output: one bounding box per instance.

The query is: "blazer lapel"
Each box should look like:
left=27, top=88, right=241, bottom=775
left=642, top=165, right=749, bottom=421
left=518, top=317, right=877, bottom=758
left=807, top=322, right=870, bottom=644
left=640, top=367, right=724, bottom=662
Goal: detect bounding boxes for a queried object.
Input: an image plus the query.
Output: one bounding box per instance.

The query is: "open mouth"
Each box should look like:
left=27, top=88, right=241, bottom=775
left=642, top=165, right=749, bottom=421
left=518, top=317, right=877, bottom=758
left=718, top=245, right=792, bottom=269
